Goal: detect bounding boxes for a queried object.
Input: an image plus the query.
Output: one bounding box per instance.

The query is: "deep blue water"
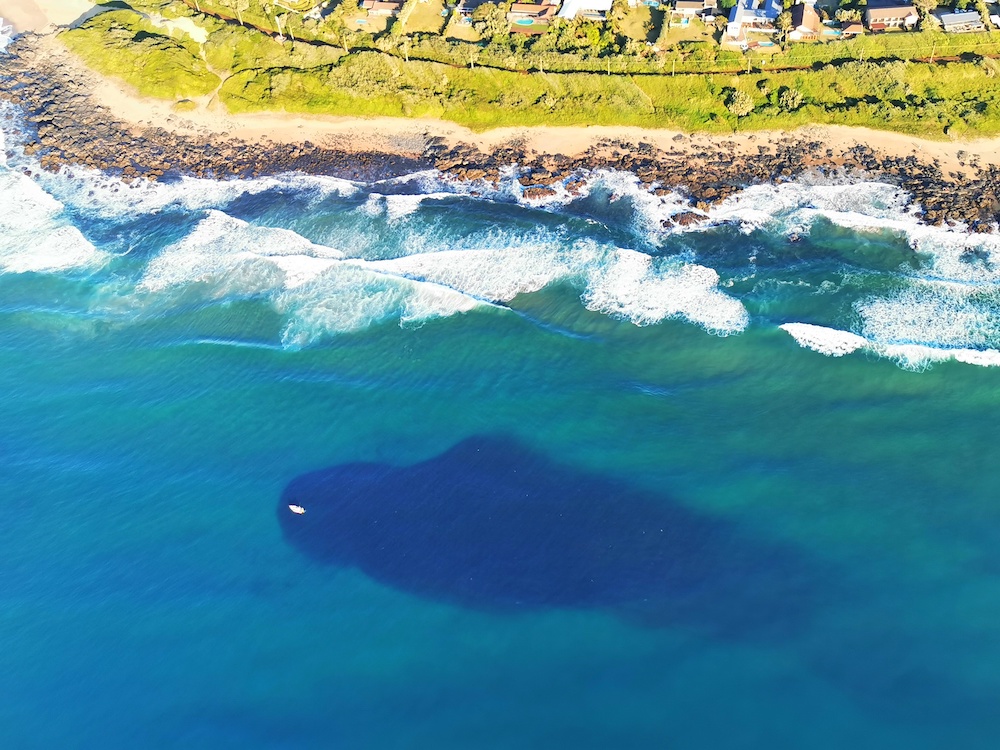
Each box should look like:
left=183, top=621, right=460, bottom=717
left=3, top=120, right=1000, bottom=748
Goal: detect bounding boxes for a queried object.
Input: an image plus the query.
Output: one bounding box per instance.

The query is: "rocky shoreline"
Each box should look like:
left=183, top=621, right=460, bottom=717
left=3, top=34, right=1000, bottom=230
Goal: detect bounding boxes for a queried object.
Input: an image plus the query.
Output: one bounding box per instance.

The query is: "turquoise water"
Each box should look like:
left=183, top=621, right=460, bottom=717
left=3, top=120, right=1000, bottom=747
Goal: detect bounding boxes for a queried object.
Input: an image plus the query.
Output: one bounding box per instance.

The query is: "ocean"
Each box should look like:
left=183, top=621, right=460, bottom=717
left=2, top=111, right=1000, bottom=749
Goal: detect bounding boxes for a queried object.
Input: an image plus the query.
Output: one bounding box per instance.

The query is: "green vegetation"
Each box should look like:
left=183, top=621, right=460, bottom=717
left=62, top=9, right=220, bottom=99
left=61, top=1, right=1000, bottom=136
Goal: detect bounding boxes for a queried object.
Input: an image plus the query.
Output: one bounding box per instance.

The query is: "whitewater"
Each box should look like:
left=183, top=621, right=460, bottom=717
left=4, top=111, right=1000, bottom=371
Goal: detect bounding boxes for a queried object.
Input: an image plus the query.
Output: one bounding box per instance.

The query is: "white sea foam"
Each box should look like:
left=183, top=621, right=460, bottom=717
left=780, top=322, right=1000, bottom=370
left=857, top=284, right=998, bottom=350
left=141, top=210, right=344, bottom=295
left=136, top=210, right=483, bottom=344
left=13, top=123, right=1000, bottom=359
left=370, top=244, right=583, bottom=302
left=706, top=180, right=916, bottom=235
left=360, top=192, right=455, bottom=222
left=711, top=178, right=1000, bottom=364
left=274, top=263, right=480, bottom=346
left=369, top=239, right=748, bottom=333
left=780, top=323, right=868, bottom=357
left=584, top=250, right=749, bottom=333
left=33, top=166, right=360, bottom=220
left=0, top=169, right=105, bottom=273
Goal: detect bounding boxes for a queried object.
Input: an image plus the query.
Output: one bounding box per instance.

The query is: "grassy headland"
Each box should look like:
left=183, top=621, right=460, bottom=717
left=55, top=0, right=1000, bottom=136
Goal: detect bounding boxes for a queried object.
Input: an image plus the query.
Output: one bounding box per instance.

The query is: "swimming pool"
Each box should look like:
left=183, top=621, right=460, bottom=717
left=514, top=18, right=534, bottom=25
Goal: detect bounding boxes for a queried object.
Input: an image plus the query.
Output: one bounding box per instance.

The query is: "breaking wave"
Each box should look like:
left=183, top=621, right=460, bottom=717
left=781, top=322, right=1000, bottom=370
left=4, top=124, right=1000, bottom=363
left=0, top=168, right=106, bottom=274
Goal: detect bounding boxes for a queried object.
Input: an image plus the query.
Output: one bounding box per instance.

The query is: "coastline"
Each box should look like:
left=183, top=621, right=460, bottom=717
left=4, top=31, right=1000, bottom=228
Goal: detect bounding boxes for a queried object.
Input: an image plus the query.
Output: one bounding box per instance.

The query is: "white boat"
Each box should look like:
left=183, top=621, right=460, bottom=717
left=288, top=504, right=306, bottom=515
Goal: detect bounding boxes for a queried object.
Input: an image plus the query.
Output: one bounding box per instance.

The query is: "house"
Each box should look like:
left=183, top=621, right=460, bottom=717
left=672, top=0, right=717, bottom=17
left=557, top=0, right=614, bottom=19
left=361, top=0, right=403, bottom=15
left=788, top=2, right=821, bottom=39
left=457, top=0, right=492, bottom=17
left=726, top=0, right=782, bottom=39
left=863, top=0, right=918, bottom=30
left=507, top=1, right=560, bottom=22
left=840, top=20, right=864, bottom=35
left=939, top=10, right=986, bottom=32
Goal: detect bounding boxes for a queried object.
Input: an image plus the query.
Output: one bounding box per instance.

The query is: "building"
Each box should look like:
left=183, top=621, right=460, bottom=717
left=726, top=0, right=782, bottom=39
left=507, top=1, right=560, bottom=22
left=840, top=20, right=864, bottom=35
left=863, top=1, right=918, bottom=30
left=939, top=10, right=986, bottom=32
left=672, top=0, right=717, bottom=17
left=788, top=2, right=821, bottom=39
left=457, top=0, right=492, bottom=17
left=361, top=0, right=403, bottom=15
left=557, top=0, right=614, bottom=20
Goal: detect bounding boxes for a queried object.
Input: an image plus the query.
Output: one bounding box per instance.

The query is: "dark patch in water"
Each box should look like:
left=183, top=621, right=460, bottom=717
left=278, top=436, right=826, bottom=639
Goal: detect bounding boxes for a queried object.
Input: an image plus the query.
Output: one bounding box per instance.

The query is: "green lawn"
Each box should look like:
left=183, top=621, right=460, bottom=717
left=656, top=15, right=713, bottom=48
left=620, top=6, right=663, bottom=43
left=444, top=13, right=482, bottom=42
left=347, top=11, right=390, bottom=35
left=406, top=0, right=448, bottom=34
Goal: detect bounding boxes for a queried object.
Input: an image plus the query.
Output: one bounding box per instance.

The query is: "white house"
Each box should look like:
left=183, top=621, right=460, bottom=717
left=557, top=0, right=615, bottom=20
left=726, top=0, right=782, bottom=39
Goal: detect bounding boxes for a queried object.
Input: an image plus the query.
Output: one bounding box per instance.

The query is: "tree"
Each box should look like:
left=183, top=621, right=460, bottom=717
left=912, top=0, right=937, bottom=19
left=340, top=28, right=360, bottom=53
left=976, top=0, right=990, bottom=25
left=726, top=89, right=755, bottom=127
left=609, top=0, right=630, bottom=36
left=234, top=0, right=251, bottom=25
left=472, top=3, right=509, bottom=41
left=778, top=86, right=803, bottom=111
left=775, top=9, right=792, bottom=42
left=375, top=33, right=401, bottom=53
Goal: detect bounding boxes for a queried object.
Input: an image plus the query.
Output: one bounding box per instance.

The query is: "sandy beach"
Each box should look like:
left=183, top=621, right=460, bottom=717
left=4, top=0, right=95, bottom=33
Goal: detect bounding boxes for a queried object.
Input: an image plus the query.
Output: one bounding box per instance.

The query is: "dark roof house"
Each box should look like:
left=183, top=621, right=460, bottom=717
left=788, top=2, right=821, bottom=39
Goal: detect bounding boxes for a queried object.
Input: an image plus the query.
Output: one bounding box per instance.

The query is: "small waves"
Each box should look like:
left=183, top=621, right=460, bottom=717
left=6, top=123, right=1000, bottom=365
left=780, top=322, right=1000, bottom=370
